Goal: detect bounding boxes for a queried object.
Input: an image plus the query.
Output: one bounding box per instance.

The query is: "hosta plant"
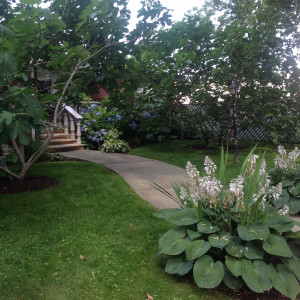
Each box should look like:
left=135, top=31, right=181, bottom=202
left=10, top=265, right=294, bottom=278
left=269, top=146, right=300, bottom=214
left=154, top=148, right=300, bottom=299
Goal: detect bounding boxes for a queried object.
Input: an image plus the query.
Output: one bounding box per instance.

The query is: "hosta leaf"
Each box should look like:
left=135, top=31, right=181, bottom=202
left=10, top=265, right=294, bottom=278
left=289, top=200, right=300, bottom=214
left=237, top=222, right=270, bottom=241
left=193, top=255, right=224, bottom=289
left=282, top=256, right=300, bottom=280
left=159, top=227, right=190, bottom=255
left=165, top=255, right=194, bottom=276
left=289, top=181, right=300, bottom=196
left=223, top=270, right=244, bottom=290
left=225, top=255, right=243, bottom=277
left=241, top=260, right=272, bottom=293
left=208, top=232, right=230, bottom=249
left=154, top=208, right=180, bottom=219
left=187, top=229, right=201, bottom=240
left=268, top=264, right=300, bottom=300
left=241, top=241, right=263, bottom=260
left=225, top=236, right=244, bottom=258
left=284, top=230, right=300, bottom=239
left=197, top=220, right=219, bottom=234
left=185, top=240, right=211, bottom=260
left=281, top=179, right=294, bottom=187
left=262, top=234, right=293, bottom=257
left=265, top=214, right=294, bottom=232
left=167, top=208, right=199, bottom=225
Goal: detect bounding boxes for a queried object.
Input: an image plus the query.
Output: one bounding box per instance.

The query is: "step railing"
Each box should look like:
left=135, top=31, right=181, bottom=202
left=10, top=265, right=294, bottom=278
left=57, top=106, right=83, bottom=144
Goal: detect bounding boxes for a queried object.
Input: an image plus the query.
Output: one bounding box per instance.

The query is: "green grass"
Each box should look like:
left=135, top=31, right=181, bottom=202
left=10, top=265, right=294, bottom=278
left=129, top=140, right=299, bottom=181
left=0, top=162, right=232, bottom=300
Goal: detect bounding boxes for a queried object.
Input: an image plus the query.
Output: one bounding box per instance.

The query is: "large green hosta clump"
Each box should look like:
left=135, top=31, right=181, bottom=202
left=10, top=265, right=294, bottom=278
left=154, top=148, right=300, bottom=299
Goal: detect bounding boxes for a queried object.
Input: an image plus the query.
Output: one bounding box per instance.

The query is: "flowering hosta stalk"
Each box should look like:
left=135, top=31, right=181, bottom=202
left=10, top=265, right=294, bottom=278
left=154, top=147, right=300, bottom=299
left=269, top=146, right=300, bottom=214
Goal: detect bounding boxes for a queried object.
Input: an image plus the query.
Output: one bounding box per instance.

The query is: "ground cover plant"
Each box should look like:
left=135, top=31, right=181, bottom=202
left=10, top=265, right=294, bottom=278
left=0, top=161, right=233, bottom=300
left=154, top=148, right=300, bottom=299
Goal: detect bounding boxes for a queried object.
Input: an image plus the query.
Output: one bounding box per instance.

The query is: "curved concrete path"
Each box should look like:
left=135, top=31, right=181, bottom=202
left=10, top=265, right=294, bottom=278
left=63, top=150, right=183, bottom=209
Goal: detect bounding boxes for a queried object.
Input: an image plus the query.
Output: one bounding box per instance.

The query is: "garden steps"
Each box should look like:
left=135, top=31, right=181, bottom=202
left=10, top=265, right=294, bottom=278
left=42, top=132, right=84, bottom=152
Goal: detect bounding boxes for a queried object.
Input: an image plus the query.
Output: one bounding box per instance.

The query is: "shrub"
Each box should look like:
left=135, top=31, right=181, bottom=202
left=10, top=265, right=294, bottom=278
left=269, top=146, right=300, bottom=214
left=100, top=129, right=130, bottom=153
left=50, top=152, right=65, bottom=161
left=154, top=148, right=300, bottom=299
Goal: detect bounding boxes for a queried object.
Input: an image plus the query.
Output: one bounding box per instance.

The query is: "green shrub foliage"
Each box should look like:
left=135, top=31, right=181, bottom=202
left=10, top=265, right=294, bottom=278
left=154, top=148, right=300, bottom=299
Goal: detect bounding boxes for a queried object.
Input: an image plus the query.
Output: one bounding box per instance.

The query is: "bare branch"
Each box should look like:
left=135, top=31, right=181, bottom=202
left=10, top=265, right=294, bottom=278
left=10, top=138, right=25, bottom=167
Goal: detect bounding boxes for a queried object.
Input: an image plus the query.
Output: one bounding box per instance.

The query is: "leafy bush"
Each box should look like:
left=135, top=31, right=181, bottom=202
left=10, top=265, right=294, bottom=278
left=80, top=104, right=124, bottom=150
left=100, top=129, right=130, bottom=153
left=50, top=152, right=65, bottom=161
left=154, top=148, right=300, bottom=299
left=269, top=146, right=300, bottom=214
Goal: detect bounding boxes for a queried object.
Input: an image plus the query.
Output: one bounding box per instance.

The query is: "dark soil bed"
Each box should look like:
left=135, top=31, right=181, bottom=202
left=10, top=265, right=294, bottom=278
left=0, top=176, right=59, bottom=194
left=220, top=284, right=288, bottom=300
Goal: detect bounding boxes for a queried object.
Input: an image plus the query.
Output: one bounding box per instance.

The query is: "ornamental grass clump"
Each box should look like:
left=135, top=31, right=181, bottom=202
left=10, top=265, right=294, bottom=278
left=154, top=148, right=300, bottom=299
left=269, top=146, right=300, bottom=214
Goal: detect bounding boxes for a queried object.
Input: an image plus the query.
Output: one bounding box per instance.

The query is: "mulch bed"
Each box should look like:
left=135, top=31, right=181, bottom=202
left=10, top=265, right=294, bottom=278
left=0, top=176, right=59, bottom=194
left=218, top=284, right=288, bottom=300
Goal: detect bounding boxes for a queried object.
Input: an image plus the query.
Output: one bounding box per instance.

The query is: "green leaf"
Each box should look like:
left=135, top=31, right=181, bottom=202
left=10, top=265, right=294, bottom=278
left=237, top=223, right=270, bottom=241
left=289, top=181, right=300, bottom=196
left=197, top=220, right=219, bottom=234
left=165, top=255, right=194, bottom=276
left=282, top=256, right=300, bottom=280
left=19, top=94, right=43, bottom=124
left=223, top=270, right=244, bottom=290
left=20, top=0, right=40, bottom=4
left=167, top=208, right=199, bottom=225
left=0, top=52, right=16, bottom=78
left=185, top=240, right=211, bottom=260
left=284, top=230, right=300, bottom=239
left=241, top=241, right=263, bottom=260
left=0, top=111, right=16, bottom=126
left=159, top=227, right=190, bottom=255
left=265, top=214, right=294, bottom=232
left=241, top=260, right=271, bottom=293
left=225, top=256, right=243, bottom=277
left=208, top=232, right=230, bottom=249
left=154, top=208, right=180, bottom=219
left=268, top=264, right=300, bottom=300
left=187, top=229, right=201, bottom=240
left=281, top=179, right=294, bottom=187
left=193, top=255, right=224, bottom=289
left=225, top=236, right=244, bottom=258
left=262, top=234, right=293, bottom=257
left=0, top=24, right=14, bottom=37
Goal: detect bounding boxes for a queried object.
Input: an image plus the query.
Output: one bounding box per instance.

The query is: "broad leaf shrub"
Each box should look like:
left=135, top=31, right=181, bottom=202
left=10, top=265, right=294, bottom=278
left=154, top=148, right=300, bottom=299
left=269, top=146, right=300, bottom=214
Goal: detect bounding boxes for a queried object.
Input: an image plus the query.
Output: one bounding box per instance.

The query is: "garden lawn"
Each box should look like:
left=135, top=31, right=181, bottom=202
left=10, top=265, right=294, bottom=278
left=130, top=140, right=299, bottom=182
left=0, top=161, right=232, bottom=300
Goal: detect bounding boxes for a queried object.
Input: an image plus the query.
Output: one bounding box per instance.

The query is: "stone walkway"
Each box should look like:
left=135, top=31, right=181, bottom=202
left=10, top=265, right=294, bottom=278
left=63, top=150, right=183, bottom=209
left=63, top=150, right=300, bottom=231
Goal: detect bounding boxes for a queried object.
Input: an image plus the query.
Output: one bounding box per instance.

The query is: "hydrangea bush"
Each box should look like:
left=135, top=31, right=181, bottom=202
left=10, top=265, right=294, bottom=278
left=154, top=148, right=300, bottom=299
left=80, top=104, right=129, bottom=152
left=269, top=146, right=300, bottom=214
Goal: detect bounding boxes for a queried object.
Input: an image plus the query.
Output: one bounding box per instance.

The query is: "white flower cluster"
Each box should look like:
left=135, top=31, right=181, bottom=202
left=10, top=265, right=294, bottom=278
left=228, top=175, right=245, bottom=210
left=186, top=161, right=200, bottom=185
left=270, top=182, right=283, bottom=201
left=198, top=176, right=223, bottom=209
left=275, top=146, right=300, bottom=171
left=278, top=205, right=289, bottom=215
left=244, top=154, right=259, bottom=176
left=204, top=156, right=217, bottom=176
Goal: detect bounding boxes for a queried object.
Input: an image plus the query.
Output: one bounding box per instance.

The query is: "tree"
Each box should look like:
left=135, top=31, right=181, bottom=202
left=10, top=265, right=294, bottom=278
left=0, top=0, right=171, bottom=181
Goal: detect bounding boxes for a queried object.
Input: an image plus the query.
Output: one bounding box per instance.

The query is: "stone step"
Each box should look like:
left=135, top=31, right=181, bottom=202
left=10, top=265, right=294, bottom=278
left=41, top=133, right=69, bottom=139
left=48, top=143, right=85, bottom=153
left=49, top=138, right=77, bottom=145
